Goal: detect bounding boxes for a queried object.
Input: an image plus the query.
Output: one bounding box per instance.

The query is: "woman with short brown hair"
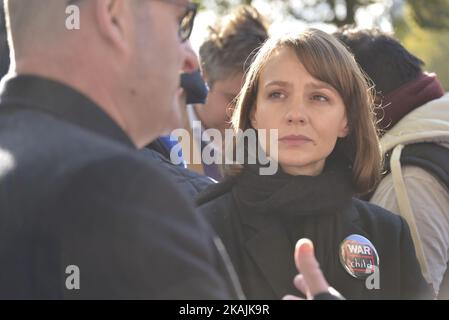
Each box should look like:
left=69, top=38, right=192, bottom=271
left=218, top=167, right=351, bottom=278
left=197, top=29, right=432, bottom=299
left=227, top=28, right=381, bottom=194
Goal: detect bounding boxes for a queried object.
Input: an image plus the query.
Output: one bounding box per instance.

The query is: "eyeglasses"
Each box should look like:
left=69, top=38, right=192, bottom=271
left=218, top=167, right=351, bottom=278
left=154, top=0, right=198, bottom=43
left=67, top=0, right=198, bottom=43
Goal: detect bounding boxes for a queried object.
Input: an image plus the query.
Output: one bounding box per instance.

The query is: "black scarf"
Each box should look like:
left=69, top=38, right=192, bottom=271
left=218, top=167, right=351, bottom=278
left=232, top=154, right=354, bottom=215
left=231, top=154, right=355, bottom=283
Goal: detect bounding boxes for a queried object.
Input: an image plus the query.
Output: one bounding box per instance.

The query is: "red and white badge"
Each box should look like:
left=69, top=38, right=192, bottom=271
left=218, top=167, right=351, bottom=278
left=339, top=234, right=379, bottom=279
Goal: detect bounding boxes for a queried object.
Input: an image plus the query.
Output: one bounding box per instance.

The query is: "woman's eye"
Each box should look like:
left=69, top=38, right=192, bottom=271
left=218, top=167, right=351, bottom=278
left=268, top=91, right=285, bottom=99
left=312, top=94, right=329, bottom=102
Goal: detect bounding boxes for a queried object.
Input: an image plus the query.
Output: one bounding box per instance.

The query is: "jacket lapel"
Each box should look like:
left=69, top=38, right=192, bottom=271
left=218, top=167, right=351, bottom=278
left=242, top=201, right=377, bottom=299
left=243, top=212, right=298, bottom=298
left=239, top=200, right=381, bottom=299
left=334, top=202, right=380, bottom=299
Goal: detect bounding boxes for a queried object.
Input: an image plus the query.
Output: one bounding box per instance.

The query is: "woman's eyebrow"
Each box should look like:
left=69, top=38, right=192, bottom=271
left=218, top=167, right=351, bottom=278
left=305, top=81, right=336, bottom=92
left=263, top=80, right=292, bottom=89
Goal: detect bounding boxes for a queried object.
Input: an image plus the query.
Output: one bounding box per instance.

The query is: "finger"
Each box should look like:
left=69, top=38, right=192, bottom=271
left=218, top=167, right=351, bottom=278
left=294, top=238, right=330, bottom=296
left=293, top=274, right=312, bottom=299
left=282, top=294, right=304, bottom=300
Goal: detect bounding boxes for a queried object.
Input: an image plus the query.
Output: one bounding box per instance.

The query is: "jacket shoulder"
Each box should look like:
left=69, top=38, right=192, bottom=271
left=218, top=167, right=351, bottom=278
left=140, top=148, right=214, bottom=197
left=196, top=177, right=237, bottom=206
left=352, top=198, right=404, bottom=231
left=196, top=181, right=238, bottom=236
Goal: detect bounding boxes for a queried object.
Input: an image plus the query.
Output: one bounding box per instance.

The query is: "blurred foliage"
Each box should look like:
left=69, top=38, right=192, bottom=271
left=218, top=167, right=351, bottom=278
left=407, top=0, right=449, bottom=30
left=198, top=0, right=449, bottom=30
left=397, top=4, right=449, bottom=90
left=198, top=0, right=381, bottom=26
left=285, top=0, right=380, bottom=27
left=196, top=0, right=449, bottom=90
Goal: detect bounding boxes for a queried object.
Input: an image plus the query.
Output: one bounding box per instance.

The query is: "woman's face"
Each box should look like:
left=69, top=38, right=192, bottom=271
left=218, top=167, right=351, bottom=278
left=251, top=46, right=349, bottom=176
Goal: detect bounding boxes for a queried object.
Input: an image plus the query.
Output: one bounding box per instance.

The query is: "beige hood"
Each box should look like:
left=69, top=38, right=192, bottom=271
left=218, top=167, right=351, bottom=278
left=380, top=93, right=449, bottom=154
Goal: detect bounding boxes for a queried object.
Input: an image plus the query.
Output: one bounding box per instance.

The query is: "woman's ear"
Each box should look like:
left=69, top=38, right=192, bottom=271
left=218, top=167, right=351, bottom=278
left=338, top=122, right=350, bottom=138
left=337, top=113, right=350, bottom=138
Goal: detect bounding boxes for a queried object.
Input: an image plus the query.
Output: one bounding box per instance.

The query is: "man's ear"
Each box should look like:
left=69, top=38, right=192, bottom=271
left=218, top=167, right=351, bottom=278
left=201, top=71, right=212, bottom=91
left=201, top=70, right=209, bottom=82
left=94, top=0, right=132, bottom=55
left=226, top=104, right=235, bottom=119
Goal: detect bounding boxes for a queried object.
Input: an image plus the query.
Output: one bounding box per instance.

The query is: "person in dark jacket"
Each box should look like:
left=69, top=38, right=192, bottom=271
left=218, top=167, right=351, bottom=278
left=197, top=29, right=433, bottom=300
left=185, top=5, right=269, bottom=181
left=144, top=69, right=215, bottom=198
left=0, top=0, right=235, bottom=299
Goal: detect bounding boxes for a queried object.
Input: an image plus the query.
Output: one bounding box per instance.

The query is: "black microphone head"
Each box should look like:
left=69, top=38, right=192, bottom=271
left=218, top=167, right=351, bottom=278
left=180, top=70, right=208, bottom=105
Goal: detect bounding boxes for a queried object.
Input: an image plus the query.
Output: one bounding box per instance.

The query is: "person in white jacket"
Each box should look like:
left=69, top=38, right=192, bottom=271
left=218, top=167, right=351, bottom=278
left=335, top=28, right=449, bottom=298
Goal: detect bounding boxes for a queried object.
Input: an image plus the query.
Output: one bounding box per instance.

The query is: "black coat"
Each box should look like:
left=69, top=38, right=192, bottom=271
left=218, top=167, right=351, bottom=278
left=142, top=142, right=214, bottom=198
left=198, top=180, right=433, bottom=300
left=0, top=75, right=233, bottom=299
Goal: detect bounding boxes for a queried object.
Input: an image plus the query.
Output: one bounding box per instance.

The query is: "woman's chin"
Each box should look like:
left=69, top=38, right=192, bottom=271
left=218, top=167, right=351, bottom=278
left=277, top=153, right=311, bottom=167
left=277, top=155, right=325, bottom=176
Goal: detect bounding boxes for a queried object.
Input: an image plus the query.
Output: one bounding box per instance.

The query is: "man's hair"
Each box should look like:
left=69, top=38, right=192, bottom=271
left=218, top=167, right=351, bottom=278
left=5, top=0, right=83, bottom=59
left=334, top=27, right=424, bottom=96
left=199, top=5, right=269, bottom=88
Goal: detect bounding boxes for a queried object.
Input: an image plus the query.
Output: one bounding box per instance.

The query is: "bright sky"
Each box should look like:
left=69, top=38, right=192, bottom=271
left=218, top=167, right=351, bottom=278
left=190, top=0, right=396, bottom=54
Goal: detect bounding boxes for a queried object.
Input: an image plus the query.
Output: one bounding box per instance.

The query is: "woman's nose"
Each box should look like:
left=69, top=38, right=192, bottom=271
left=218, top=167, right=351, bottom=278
left=286, top=101, right=307, bottom=125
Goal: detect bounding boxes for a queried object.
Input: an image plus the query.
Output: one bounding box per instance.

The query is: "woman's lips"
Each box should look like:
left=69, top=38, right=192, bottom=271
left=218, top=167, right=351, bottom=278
left=279, top=134, right=313, bottom=146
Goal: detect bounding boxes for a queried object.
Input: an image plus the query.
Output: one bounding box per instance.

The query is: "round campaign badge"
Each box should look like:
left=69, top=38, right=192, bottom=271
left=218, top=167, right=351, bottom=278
left=339, top=234, right=379, bottom=279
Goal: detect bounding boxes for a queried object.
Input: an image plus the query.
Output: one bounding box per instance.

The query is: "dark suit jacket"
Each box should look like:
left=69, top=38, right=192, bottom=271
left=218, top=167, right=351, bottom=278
left=198, top=182, right=433, bottom=300
left=0, top=75, right=232, bottom=299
